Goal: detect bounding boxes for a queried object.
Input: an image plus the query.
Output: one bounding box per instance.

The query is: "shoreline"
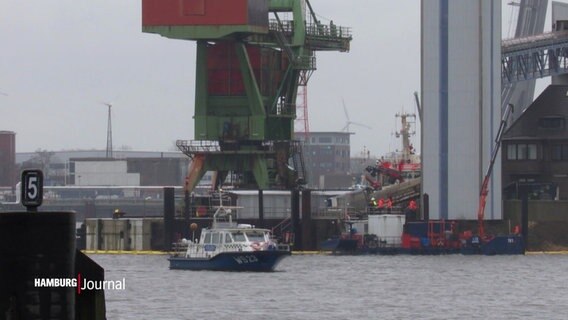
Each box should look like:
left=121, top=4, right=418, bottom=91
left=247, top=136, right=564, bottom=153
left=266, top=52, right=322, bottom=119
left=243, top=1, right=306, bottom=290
left=82, top=250, right=568, bottom=255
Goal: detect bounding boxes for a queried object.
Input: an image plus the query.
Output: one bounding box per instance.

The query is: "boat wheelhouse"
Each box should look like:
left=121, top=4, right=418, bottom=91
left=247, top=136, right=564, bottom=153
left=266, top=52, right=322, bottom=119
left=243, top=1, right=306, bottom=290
left=169, top=205, right=290, bottom=271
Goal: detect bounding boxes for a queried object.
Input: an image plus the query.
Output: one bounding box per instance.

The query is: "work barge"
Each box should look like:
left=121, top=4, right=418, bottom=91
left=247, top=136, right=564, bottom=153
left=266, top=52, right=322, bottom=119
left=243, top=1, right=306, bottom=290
left=154, top=187, right=526, bottom=255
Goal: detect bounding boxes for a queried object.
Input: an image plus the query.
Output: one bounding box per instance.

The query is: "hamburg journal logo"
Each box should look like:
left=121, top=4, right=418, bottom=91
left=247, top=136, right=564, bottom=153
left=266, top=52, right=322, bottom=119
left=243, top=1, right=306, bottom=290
left=34, top=274, right=126, bottom=294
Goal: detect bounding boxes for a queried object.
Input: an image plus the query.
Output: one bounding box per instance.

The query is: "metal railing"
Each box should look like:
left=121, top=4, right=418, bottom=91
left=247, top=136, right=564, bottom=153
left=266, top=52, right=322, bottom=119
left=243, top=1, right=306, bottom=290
left=305, top=22, right=352, bottom=39
left=271, top=217, right=291, bottom=235
left=372, top=236, right=403, bottom=248
left=177, top=140, right=305, bottom=154
left=268, top=19, right=352, bottom=39
left=172, top=242, right=290, bottom=259
left=367, top=208, right=405, bottom=215
left=275, top=102, right=297, bottom=116
left=178, top=243, right=247, bottom=258
left=502, top=31, right=568, bottom=53
left=501, top=30, right=568, bottom=84
left=311, top=208, right=347, bottom=220
left=176, top=140, right=221, bottom=157
left=295, top=55, right=317, bottom=70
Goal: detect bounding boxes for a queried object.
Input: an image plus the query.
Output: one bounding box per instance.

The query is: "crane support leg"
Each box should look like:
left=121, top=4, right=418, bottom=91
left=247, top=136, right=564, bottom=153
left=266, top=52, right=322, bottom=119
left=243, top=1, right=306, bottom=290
left=251, top=155, right=269, bottom=190
left=185, top=154, right=207, bottom=193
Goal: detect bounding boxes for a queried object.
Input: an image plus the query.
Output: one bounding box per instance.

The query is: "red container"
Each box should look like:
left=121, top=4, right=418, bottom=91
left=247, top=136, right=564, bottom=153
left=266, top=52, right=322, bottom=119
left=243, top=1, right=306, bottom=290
left=409, top=237, right=422, bottom=249
left=401, top=233, right=411, bottom=249
left=142, top=0, right=268, bottom=27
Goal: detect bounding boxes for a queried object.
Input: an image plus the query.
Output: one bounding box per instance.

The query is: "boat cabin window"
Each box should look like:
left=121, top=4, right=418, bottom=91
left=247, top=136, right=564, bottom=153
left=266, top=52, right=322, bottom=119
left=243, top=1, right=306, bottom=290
left=224, top=233, right=233, bottom=243
left=246, top=231, right=266, bottom=242
left=212, top=233, right=221, bottom=244
left=231, top=232, right=246, bottom=242
left=204, top=233, right=212, bottom=244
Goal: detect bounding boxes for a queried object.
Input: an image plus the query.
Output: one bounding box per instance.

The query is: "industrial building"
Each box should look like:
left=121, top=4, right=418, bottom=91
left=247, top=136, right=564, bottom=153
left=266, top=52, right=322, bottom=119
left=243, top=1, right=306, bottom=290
left=1, top=149, right=191, bottom=219
left=502, top=85, right=568, bottom=200
left=296, top=131, right=352, bottom=189
left=16, top=150, right=189, bottom=187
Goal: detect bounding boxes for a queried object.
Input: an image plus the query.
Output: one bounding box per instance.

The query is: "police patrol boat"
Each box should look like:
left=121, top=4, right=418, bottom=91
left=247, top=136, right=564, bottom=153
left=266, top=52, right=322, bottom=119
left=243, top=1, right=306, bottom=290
left=169, top=204, right=290, bottom=272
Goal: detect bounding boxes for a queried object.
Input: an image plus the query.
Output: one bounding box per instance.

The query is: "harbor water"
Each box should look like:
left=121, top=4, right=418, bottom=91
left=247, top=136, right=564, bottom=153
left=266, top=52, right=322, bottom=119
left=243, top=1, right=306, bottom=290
left=92, top=254, right=568, bottom=320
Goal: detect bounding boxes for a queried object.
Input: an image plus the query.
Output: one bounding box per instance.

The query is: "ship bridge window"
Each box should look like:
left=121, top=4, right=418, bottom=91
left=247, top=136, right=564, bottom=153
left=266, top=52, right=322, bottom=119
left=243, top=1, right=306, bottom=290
left=204, top=233, right=212, bottom=244
left=211, top=233, right=221, bottom=244
left=231, top=232, right=246, bottom=242
left=224, top=233, right=233, bottom=243
left=246, top=231, right=265, bottom=242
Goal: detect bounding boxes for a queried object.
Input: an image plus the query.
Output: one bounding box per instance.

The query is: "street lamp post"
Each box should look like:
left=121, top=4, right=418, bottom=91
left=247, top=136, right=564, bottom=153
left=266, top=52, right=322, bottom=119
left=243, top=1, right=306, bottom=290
left=143, top=196, right=152, bottom=217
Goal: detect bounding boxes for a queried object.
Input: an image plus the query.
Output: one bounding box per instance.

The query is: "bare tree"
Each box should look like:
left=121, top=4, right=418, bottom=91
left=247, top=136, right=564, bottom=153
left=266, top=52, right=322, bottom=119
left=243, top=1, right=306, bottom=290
left=22, top=149, right=55, bottom=177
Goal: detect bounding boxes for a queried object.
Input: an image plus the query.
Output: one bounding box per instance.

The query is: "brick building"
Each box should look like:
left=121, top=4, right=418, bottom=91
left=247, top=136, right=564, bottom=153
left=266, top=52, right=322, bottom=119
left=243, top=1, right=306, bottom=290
left=296, top=132, right=352, bottom=189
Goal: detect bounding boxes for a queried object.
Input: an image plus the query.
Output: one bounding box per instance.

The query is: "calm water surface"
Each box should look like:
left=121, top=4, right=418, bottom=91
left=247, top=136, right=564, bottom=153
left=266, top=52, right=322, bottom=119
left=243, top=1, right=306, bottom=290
left=90, top=254, right=568, bottom=320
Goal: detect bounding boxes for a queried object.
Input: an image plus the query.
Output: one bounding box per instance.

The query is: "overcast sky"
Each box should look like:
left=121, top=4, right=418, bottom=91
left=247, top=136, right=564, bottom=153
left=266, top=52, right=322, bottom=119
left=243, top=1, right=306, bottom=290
left=0, top=1, right=555, bottom=156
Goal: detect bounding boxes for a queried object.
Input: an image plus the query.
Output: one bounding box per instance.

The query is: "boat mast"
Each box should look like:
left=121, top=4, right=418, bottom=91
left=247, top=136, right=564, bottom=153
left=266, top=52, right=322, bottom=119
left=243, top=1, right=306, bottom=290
left=395, top=112, right=416, bottom=162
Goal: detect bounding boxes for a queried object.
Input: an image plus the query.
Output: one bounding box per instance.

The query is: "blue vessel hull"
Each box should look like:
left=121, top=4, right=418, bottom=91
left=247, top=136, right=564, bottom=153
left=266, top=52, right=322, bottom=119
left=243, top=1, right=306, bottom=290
left=169, top=250, right=290, bottom=272
left=320, top=237, right=358, bottom=253
left=323, top=235, right=524, bottom=256
left=364, top=247, right=462, bottom=255
left=460, top=235, right=524, bottom=255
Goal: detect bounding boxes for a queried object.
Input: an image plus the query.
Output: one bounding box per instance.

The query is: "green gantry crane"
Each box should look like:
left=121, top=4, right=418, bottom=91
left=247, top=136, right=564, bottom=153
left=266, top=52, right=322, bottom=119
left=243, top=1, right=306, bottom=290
left=142, top=0, right=351, bottom=192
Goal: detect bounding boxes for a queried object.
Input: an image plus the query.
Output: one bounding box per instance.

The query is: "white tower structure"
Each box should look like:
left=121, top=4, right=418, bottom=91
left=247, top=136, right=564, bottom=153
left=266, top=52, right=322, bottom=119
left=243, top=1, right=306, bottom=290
left=421, top=0, right=502, bottom=220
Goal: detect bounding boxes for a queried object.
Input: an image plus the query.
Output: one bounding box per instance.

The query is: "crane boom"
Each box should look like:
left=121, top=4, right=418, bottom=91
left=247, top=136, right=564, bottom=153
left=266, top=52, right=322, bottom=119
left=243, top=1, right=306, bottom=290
left=478, top=103, right=514, bottom=238
left=413, top=91, right=422, bottom=123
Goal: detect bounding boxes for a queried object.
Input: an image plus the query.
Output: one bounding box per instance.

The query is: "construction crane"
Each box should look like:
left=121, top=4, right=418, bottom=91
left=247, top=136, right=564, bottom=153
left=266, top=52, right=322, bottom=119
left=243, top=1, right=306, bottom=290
left=142, top=0, right=352, bottom=192
left=413, top=91, right=422, bottom=123
left=477, top=103, right=514, bottom=238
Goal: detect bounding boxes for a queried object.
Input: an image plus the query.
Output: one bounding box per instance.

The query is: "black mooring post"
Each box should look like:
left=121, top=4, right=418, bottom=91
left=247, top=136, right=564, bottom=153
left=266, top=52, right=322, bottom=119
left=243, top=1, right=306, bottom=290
left=1, top=169, right=108, bottom=319
left=163, top=187, right=175, bottom=251
left=75, top=251, right=106, bottom=319
left=521, top=190, right=529, bottom=254
left=422, top=193, right=429, bottom=221
left=1, top=212, right=77, bottom=319
left=301, top=189, right=313, bottom=250
left=258, top=189, right=264, bottom=228
left=291, top=189, right=301, bottom=250
left=184, top=190, right=191, bottom=239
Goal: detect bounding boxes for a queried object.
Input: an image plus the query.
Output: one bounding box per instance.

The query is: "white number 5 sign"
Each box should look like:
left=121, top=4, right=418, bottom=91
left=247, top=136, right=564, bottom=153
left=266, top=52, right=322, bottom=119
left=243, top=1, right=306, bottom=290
left=21, top=169, right=43, bottom=209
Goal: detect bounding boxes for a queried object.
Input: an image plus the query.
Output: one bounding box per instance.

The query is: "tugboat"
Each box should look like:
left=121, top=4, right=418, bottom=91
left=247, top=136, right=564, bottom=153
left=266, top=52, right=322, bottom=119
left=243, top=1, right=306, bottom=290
left=169, top=204, right=291, bottom=271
